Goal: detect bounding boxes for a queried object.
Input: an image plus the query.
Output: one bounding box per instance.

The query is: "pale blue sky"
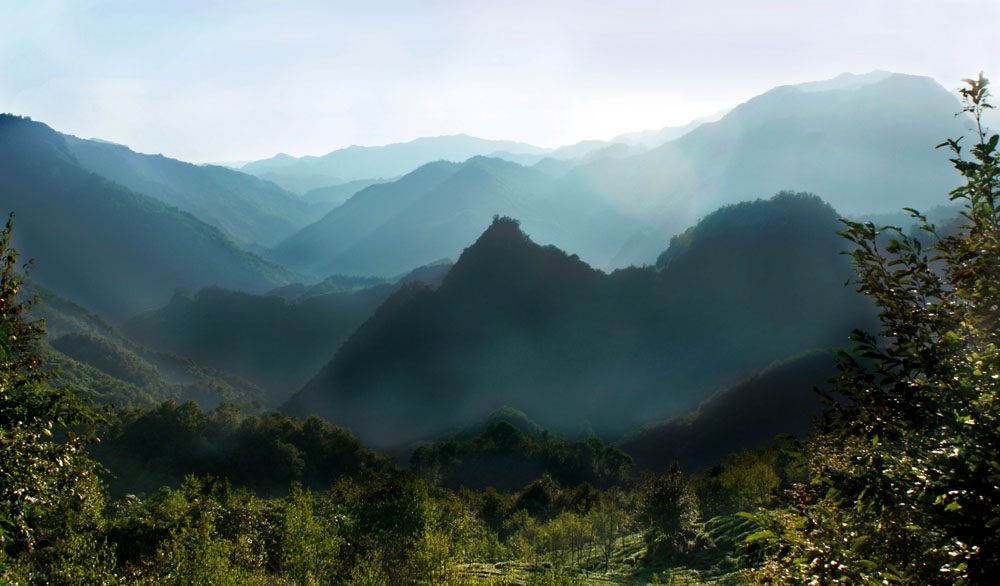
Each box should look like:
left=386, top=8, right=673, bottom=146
left=2, top=0, right=997, bottom=163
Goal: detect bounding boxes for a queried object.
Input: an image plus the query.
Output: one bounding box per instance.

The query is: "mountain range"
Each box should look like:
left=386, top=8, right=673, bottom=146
left=240, top=134, right=550, bottom=193
left=262, top=72, right=970, bottom=278
left=0, top=115, right=296, bottom=321
left=554, top=72, right=970, bottom=266
left=121, top=261, right=452, bottom=406
left=0, top=70, right=967, bottom=460
left=62, top=135, right=318, bottom=248
left=269, top=156, right=637, bottom=278
left=283, top=193, right=875, bottom=448
left=237, top=109, right=732, bottom=195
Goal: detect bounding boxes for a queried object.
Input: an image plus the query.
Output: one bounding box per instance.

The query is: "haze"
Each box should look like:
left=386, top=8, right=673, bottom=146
left=2, top=0, right=997, bottom=163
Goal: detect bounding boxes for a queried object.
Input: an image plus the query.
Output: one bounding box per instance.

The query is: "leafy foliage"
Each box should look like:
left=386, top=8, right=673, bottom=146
left=747, top=73, right=1000, bottom=584
left=0, top=213, right=113, bottom=582
left=411, top=418, right=633, bottom=492
left=92, top=401, right=396, bottom=497
left=637, top=465, right=700, bottom=564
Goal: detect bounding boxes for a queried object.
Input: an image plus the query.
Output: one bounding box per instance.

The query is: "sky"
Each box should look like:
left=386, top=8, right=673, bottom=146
left=2, top=0, right=998, bottom=164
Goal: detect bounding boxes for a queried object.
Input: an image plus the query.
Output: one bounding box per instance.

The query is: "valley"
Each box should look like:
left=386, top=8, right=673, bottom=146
left=1, top=66, right=995, bottom=585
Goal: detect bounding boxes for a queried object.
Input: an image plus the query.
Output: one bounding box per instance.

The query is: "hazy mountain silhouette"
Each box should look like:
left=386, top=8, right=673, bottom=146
left=266, top=73, right=968, bottom=276
left=63, top=136, right=317, bottom=248
left=271, top=156, right=638, bottom=278
left=301, top=178, right=387, bottom=213
left=121, top=261, right=452, bottom=405
left=610, top=108, right=730, bottom=148
left=283, top=193, right=873, bottom=448
left=269, top=161, right=462, bottom=276
left=0, top=114, right=296, bottom=320
left=561, top=73, right=969, bottom=264
left=241, top=134, right=549, bottom=185
left=316, top=156, right=636, bottom=277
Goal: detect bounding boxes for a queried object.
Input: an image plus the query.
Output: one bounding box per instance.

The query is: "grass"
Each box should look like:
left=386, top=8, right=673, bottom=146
left=454, top=515, right=753, bottom=585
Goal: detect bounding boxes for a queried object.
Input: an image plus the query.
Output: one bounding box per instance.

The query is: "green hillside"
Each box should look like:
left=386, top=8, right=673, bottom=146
left=0, top=114, right=297, bottom=321
left=65, top=136, right=316, bottom=247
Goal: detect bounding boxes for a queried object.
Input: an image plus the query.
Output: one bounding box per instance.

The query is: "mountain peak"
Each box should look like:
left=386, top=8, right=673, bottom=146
left=481, top=215, right=527, bottom=242
left=795, top=70, right=895, bottom=92
left=440, top=215, right=597, bottom=296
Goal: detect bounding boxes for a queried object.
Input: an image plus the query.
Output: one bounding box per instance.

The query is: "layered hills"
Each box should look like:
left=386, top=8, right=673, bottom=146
left=63, top=136, right=316, bottom=248
left=269, top=73, right=970, bottom=276
left=241, top=134, right=549, bottom=192
left=0, top=115, right=295, bottom=320
left=23, top=280, right=268, bottom=409
left=565, top=73, right=969, bottom=265
left=283, top=192, right=875, bottom=448
left=121, top=262, right=452, bottom=406
left=269, top=156, right=637, bottom=278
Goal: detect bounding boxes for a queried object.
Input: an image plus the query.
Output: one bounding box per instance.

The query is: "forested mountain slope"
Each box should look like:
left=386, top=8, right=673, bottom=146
left=284, top=192, right=873, bottom=448
left=122, top=262, right=453, bottom=405
left=64, top=135, right=315, bottom=247
left=0, top=115, right=296, bottom=320
left=619, top=350, right=838, bottom=473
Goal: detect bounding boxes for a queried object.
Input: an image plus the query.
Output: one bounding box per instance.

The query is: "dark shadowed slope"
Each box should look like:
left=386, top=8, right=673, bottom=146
left=0, top=115, right=296, bottom=320
left=283, top=193, right=874, bottom=449
left=23, top=280, right=268, bottom=409
left=619, top=350, right=838, bottom=473
left=121, top=262, right=452, bottom=406
left=64, top=135, right=315, bottom=248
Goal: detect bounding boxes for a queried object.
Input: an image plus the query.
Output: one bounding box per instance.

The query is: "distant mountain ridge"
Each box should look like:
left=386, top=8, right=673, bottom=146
left=575, top=72, right=967, bottom=223
left=0, top=114, right=296, bottom=321
left=269, top=160, right=464, bottom=276
left=268, top=155, right=639, bottom=278
left=239, top=113, right=725, bottom=193
left=240, top=134, right=550, bottom=192
left=268, top=72, right=970, bottom=275
left=568, top=72, right=970, bottom=266
left=63, top=135, right=317, bottom=248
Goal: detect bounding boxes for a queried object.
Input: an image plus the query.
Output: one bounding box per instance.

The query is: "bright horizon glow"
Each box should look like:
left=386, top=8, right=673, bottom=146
left=2, top=0, right=998, bottom=164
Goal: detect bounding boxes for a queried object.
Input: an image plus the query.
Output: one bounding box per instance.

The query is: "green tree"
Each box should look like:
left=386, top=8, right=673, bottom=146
left=747, top=73, right=1000, bottom=584
left=275, top=483, right=341, bottom=585
left=637, top=464, right=699, bottom=564
left=588, top=487, right=630, bottom=572
left=153, top=515, right=258, bottom=586
left=0, top=213, right=111, bottom=581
